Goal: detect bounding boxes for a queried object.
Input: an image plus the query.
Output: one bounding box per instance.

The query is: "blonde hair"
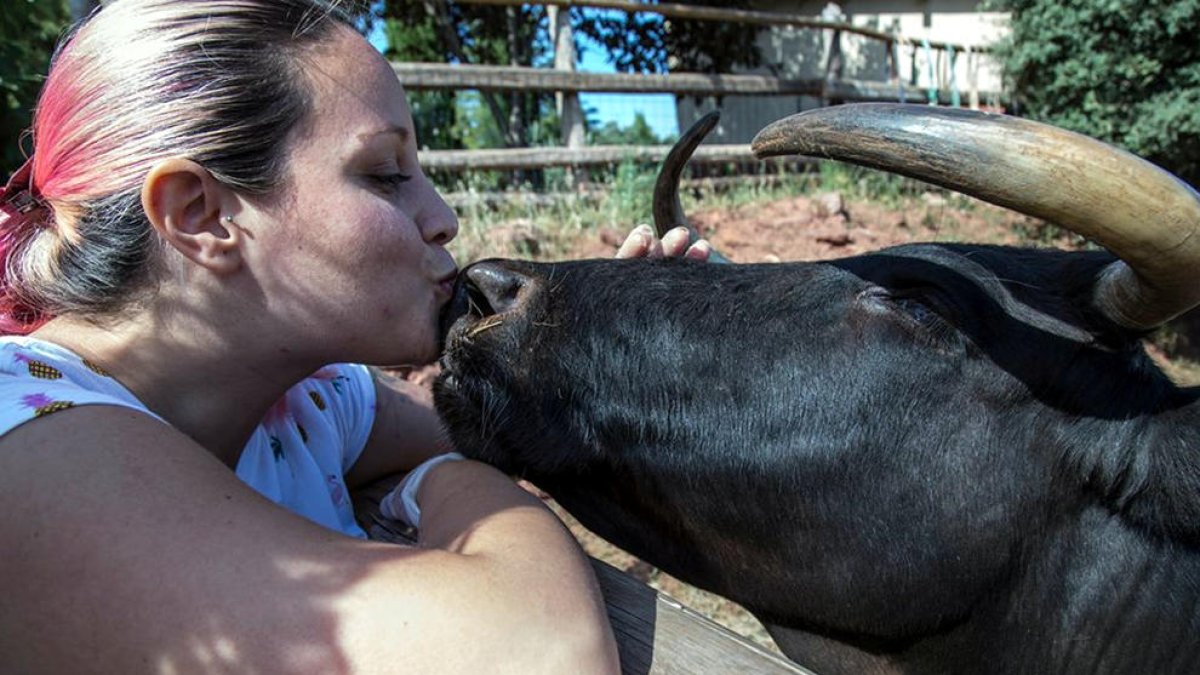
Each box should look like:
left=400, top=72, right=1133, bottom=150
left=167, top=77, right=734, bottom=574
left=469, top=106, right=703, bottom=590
left=0, top=0, right=356, bottom=333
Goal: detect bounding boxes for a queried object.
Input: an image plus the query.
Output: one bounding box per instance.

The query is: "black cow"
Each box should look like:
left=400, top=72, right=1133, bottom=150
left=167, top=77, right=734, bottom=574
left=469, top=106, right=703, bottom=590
left=433, top=104, right=1200, bottom=675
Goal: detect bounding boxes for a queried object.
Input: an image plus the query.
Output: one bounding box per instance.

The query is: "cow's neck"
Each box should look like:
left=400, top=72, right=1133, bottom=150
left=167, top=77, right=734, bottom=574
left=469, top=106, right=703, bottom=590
left=764, top=517, right=1200, bottom=675
left=1051, top=398, right=1200, bottom=546
left=991, top=506, right=1200, bottom=674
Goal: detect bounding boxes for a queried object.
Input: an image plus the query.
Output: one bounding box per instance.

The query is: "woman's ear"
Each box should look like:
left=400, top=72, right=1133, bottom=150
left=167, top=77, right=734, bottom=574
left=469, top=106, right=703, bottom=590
left=141, top=158, right=242, bottom=275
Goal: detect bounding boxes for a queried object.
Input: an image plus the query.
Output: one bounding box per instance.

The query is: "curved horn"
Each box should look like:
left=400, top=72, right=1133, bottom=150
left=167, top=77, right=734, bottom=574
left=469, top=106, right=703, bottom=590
left=752, top=103, right=1200, bottom=330
left=652, top=111, right=729, bottom=263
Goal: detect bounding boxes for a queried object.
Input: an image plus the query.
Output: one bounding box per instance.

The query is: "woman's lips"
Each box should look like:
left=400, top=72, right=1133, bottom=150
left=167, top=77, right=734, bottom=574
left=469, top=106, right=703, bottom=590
left=435, top=270, right=459, bottom=303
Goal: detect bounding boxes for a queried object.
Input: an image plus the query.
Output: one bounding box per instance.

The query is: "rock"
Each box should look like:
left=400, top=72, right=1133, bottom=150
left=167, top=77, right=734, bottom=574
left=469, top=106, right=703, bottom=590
left=812, top=192, right=846, bottom=219
left=922, top=192, right=947, bottom=208
left=486, top=219, right=542, bottom=256
left=762, top=253, right=782, bottom=263
left=815, top=229, right=854, bottom=246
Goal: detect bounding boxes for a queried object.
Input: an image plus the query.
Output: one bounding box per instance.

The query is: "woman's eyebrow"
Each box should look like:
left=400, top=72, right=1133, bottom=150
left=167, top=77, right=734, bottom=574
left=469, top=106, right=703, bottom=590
left=358, top=125, right=410, bottom=143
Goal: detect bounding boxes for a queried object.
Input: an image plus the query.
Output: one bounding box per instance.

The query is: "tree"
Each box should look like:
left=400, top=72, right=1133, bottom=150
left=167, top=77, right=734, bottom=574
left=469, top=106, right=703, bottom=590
left=360, top=1, right=765, bottom=153
left=369, top=0, right=553, bottom=150
left=573, top=0, right=763, bottom=75
left=994, top=0, right=1200, bottom=188
left=1, top=0, right=71, bottom=178
left=587, top=112, right=663, bottom=146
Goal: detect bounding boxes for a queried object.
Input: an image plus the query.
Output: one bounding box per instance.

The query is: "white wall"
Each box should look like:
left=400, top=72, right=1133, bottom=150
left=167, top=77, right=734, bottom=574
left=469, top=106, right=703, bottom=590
left=676, top=0, right=1010, bottom=143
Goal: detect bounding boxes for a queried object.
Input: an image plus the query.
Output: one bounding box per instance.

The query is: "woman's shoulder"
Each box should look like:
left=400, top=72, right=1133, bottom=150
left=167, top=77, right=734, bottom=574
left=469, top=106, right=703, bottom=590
left=0, top=336, right=159, bottom=439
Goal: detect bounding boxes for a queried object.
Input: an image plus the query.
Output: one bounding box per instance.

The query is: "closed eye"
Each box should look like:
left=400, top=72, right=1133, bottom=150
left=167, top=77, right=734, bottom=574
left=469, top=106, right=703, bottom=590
left=893, top=296, right=940, bottom=326
left=862, top=285, right=956, bottom=338
left=887, top=291, right=965, bottom=350
left=370, top=173, right=413, bottom=191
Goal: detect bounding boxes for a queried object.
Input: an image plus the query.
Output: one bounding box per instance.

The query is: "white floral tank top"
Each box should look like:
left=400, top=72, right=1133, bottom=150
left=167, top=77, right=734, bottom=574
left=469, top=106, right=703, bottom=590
left=0, top=336, right=375, bottom=538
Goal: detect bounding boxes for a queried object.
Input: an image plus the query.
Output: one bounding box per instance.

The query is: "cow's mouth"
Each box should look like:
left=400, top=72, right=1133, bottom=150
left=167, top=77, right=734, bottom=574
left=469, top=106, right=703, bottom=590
left=438, top=274, right=491, bottom=348
left=438, top=261, right=534, bottom=366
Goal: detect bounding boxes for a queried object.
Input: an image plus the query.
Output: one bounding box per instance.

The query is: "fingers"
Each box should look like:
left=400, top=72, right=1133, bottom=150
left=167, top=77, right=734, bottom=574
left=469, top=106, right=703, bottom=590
left=614, top=224, right=715, bottom=262
left=660, top=227, right=693, bottom=257
left=685, top=240, right=712, bottom=261
left=615, top=224, right=654, bottom=259
left=615, top=224, right=704, bottom=259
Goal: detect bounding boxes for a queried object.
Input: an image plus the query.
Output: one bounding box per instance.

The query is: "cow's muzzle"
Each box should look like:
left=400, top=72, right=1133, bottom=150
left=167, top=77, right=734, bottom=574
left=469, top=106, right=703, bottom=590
left=439, top=260, right=533, bottom=348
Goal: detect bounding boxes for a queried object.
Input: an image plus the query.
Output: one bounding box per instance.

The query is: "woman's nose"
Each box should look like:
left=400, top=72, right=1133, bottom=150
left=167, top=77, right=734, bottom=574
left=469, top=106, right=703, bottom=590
left=419, top=176, right=459, bottom=245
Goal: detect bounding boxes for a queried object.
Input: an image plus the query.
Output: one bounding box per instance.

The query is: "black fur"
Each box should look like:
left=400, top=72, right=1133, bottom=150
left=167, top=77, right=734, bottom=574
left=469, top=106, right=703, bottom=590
left=434, top=244, right=1200, bottom=675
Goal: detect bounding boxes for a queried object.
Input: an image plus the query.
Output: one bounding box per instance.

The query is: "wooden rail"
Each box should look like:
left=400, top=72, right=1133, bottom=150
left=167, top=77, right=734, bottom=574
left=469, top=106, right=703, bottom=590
left=456, top=0, right=991, bottom=53
left=393, top=63, right=982, bottom=102
left=352, top=477, right=817, bottom=675
left=418, top=143, right=758, bottom=172
left=393, top=0, right=1005, bottom=175
left=440, top=174, right=798, bottom=209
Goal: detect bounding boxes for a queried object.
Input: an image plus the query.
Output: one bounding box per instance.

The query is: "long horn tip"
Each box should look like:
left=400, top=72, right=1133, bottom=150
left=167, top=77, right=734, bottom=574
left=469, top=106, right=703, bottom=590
left=750, top=103, right=993, bottom=159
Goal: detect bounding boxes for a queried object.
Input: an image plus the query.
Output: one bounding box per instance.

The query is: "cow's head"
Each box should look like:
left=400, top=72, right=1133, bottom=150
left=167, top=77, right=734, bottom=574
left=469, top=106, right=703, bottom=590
left=433, top=104, right=1200, bottom=673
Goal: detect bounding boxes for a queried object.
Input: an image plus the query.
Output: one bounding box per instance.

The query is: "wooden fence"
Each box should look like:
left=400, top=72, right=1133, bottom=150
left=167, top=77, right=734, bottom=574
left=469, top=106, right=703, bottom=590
left=403, top=0, right=1006, bottom=175
left=353, top=476, right=818, bottom=675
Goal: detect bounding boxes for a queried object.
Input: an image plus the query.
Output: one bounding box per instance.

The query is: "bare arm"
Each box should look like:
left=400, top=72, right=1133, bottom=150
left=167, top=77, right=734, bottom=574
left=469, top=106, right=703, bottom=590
left=344, top=367, right=448, bottom=488
left=0, top=406, right=618, bottom=674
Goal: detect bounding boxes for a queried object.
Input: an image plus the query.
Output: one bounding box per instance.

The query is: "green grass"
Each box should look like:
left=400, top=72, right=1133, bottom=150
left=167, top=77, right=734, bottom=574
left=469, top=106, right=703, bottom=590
left=441, top=161, right=1200, bottom=381
left=445, top=160, right=944, bottom=263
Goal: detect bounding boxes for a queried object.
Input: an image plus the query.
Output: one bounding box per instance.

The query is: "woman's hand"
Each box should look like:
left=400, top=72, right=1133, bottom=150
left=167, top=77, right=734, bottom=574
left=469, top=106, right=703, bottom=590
left=615, top=224, right=712, bottom=261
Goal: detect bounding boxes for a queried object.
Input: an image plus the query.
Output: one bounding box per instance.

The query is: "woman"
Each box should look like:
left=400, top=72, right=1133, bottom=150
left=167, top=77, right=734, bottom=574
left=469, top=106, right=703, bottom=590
left=0, top=1, right=708, bottom=672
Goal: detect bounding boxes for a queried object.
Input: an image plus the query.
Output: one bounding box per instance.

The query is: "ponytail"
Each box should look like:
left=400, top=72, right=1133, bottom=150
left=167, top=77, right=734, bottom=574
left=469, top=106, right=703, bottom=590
left=0, top=159, right=52, bottom=334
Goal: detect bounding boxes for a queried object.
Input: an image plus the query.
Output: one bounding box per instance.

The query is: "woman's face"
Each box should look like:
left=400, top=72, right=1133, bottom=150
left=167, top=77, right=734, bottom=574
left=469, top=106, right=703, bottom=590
left=245, top=26, right=459, bottom=367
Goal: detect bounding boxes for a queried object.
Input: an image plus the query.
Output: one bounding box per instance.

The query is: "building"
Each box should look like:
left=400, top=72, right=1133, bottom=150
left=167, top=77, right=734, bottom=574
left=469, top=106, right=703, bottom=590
left=677, top=0, right=1010, bottom=143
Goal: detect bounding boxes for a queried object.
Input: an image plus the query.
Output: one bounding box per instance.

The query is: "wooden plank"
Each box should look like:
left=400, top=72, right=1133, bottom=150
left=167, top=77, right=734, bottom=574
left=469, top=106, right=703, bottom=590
left=418, top=143, right=760, bottom=171
left=351, top=479, right=816, bottom=675
left=438, top=174, right=801, bottom=209
left=549, top=5, right=586, bottom=150
left=455, top=0, right=991, bottom=53
left=392, top=62, right=991, bottom=103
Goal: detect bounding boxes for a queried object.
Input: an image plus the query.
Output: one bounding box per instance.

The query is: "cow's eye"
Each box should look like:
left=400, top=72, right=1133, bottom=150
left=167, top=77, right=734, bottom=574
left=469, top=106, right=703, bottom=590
left=860, top=285, right=960, bottom=347
left=889, top=291, right=960, bottom=344
left=894, top=296, right=939, bottom=325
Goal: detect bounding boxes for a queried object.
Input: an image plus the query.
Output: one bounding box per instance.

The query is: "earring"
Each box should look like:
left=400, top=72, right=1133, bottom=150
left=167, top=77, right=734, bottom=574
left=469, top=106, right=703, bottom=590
left=222, top=215, right=235, bottom=224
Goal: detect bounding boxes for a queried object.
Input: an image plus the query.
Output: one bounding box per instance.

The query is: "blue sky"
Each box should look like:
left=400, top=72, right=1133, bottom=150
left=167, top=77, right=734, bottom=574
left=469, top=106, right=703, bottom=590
left=369, top=16, right=680, bottom=141
left=577, top=35, right=679, bottom=140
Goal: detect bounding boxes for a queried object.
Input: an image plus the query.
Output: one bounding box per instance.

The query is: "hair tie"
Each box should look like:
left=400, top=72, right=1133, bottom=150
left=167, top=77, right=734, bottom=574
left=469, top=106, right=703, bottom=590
left=1, top=158, right=45, bottom=217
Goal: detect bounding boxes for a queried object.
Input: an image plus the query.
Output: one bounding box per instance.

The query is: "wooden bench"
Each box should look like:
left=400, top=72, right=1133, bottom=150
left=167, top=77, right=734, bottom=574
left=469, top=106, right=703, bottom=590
left=353, top=479, right=816, bottom=675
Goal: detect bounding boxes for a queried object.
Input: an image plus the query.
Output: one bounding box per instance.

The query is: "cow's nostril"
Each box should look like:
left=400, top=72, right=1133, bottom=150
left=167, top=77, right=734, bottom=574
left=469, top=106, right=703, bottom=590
left=465, top=263, right=528, bottom=316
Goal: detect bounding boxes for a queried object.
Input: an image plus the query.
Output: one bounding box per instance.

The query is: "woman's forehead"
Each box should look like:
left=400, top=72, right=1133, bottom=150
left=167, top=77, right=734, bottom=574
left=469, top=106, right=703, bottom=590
left=303, top=29, right=411, bottom=140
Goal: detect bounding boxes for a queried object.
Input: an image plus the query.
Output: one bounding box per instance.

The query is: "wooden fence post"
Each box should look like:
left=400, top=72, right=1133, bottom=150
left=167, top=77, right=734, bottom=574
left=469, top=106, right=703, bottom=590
left=822, top=29, right=845, bottom=107
left=549, top=6, right=587, bottom=151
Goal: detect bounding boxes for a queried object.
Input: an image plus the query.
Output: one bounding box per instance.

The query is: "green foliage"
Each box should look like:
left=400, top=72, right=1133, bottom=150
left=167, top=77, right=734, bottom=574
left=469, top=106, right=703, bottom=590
left=573, top=2, right=762, bottom=75
left=358, top=1, right=763, bottom=154
left=0, top=0, right=71, bottom=177
left=993, top=0, right=1200, bottom=187
left=587, top=112, right=664, bottom=145
left=607, top=159, right=657, bottom=224
left=371, top=1, right=552, bottom=152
